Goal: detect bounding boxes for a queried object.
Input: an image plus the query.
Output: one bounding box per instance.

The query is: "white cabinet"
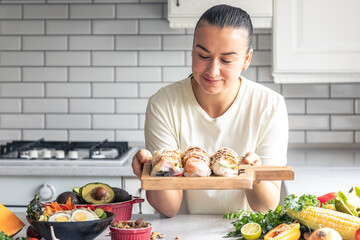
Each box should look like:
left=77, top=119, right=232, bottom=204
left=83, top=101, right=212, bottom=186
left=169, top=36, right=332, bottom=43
left=273, top=0, right=360, bottom=83
left=0, top=176, right=122, bottom=206
left=167, top=0, right=272, bottom=29
left=122, top=177, right=155, bottom=214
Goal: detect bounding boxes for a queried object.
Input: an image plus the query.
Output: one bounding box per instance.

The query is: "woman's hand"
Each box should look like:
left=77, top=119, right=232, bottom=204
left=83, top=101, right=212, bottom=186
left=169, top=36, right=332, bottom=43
left=239, top=152, right=261, bottom=166
left=244, top=152, right=261, bottom=166
left=242, top=152, right=281, bottom=213
left=132, top=149, right=152, bottom=179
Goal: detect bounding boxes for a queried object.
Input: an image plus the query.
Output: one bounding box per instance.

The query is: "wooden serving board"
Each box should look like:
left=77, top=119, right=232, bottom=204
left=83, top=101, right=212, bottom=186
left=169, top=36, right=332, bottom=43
left=140, top=161, right=294, bottom=190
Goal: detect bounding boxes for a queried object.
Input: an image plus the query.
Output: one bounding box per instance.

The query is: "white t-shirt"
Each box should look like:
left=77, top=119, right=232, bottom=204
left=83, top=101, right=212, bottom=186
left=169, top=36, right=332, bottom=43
left=145, top=76, right=288, bottom=214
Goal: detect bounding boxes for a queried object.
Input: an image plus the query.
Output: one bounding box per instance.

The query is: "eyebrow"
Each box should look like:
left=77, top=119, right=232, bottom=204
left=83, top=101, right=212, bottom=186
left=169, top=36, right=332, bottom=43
left=195, top=44, right=238, bottom=56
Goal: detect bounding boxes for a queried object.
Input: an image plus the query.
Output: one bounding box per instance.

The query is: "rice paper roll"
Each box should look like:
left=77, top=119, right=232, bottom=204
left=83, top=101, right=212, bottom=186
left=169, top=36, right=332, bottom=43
left=151, top=148, right=183, bottom=177
left=183, top=146, right=211, bottom=177
left=210, top=147, right=239, bottom=177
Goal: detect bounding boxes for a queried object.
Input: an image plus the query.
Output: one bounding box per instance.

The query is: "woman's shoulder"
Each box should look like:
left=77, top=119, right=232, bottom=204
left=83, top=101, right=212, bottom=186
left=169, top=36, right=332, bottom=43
left=149, top=77, right=190, bottom=104
left=243, top=77, right=284, bottom=103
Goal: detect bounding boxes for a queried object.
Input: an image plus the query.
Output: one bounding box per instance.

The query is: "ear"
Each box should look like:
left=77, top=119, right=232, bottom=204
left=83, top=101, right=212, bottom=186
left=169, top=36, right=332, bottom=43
left=242, top=49, right=253, bottom=71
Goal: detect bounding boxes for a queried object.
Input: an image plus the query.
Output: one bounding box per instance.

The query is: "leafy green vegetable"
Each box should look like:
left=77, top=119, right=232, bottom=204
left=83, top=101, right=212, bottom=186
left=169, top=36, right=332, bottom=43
left=223, top=205, right=292, bottom=239
left=325, top=198, right=335, bottom=205
left=0, top=231, right=29, bottom=240
left=27, top=194, right=43, bottom=220
left=284, top=194, right=319, bottom=212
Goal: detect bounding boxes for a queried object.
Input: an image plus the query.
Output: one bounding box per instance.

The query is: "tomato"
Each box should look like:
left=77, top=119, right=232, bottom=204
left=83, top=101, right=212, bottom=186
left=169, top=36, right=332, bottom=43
left=26, top=225, right=42, bottom=239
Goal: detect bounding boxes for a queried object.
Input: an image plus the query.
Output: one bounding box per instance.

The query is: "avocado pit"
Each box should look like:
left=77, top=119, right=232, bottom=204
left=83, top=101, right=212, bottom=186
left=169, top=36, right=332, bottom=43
left=81, top=183, right=115, bottom=204
left=91, top=187, right=108, bottom=201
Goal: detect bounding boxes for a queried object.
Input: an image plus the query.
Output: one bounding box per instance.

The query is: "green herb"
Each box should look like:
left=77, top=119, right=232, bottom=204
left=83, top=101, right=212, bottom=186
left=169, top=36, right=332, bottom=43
left=322, top=197, right=335, bottom=208
left=284, top=194, right=319, bottom=212
left=223, top=204, right=292, bottom=239
left=326, top=198, right=335, bottom=205
left=27, top=194, right=43, bottom=220
left=0, top=231, right=29, bottom=240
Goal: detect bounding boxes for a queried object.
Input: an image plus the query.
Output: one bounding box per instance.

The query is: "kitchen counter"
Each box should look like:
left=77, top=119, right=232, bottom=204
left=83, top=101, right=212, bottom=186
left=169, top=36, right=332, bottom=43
left=281, top=145, right=360, bottom=203
left=0, top=147, right=138, bottom=177
left=15, top=213, right=235, bottom=240
left=2, top=145, right=360, bottom=209
left=1, top=144, right=359, bottom=178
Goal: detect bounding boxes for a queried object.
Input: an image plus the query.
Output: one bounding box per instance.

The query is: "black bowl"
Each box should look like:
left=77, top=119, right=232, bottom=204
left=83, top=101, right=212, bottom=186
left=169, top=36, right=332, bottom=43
left=26, top=211, right=115, bottom=240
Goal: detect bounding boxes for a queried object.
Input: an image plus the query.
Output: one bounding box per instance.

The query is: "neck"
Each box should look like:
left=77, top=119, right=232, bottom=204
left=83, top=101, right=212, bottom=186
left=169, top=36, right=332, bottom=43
left=191, top=77, right=241, bottom=118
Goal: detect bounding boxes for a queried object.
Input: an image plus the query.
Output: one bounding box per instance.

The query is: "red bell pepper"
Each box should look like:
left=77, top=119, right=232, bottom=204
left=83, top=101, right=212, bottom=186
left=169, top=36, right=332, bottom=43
left=98, top=206, right=113, bottom=212
left=317, top=192, right=337, bottom=207
left=85, top=204, right=96, bottom=211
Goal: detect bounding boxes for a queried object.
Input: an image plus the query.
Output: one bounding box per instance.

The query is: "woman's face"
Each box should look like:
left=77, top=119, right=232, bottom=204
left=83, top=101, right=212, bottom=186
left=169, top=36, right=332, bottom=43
left=192, top=21, right=252, bottom=95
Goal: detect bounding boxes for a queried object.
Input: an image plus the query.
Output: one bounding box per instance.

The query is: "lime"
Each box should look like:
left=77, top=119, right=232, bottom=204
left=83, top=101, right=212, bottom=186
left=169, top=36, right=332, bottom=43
left=241, top=223, right=262, bottom=240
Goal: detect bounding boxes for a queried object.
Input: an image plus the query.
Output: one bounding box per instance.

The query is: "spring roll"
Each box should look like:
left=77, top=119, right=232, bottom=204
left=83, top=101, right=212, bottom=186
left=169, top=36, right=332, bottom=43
left=183, top=146, right=211, bottom=177
left=151, top=148, right=183, bottom=177
left=210, top=147, right=239, bottom=177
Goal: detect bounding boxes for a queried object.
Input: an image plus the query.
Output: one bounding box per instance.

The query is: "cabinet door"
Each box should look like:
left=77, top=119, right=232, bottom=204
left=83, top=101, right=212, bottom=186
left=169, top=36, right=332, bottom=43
left=0, top=176, right=122, bottom=209
left=273, top=0, right=360, bottom=83
left=122, top=177, right=155, bottom=214
left=168, top=0, right=272, bottom=28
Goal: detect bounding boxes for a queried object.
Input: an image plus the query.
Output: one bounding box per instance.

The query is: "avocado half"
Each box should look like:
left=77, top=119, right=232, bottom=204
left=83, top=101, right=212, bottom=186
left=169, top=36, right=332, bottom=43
left=56, top=191, right=82, bottom=204
left=113, top=187, right=132, bottom=202
left=81, top=182, right=115, bottom=204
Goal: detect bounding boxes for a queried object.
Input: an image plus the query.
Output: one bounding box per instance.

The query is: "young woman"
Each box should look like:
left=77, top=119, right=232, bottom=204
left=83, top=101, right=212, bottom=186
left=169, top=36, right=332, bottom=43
left=132, top=4, right=288, bottom=217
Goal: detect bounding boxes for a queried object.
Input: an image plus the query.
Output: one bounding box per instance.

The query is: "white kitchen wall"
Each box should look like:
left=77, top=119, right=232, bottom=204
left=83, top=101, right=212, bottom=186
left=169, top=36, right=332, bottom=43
left=0, top=0, right=359, bottom=144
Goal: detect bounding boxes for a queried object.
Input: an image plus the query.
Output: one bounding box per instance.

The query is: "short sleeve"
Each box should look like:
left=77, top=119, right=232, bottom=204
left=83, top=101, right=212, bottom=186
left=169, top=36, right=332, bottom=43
left=144, top=99, right=179, bottom=155
left=255, top=96, right=289, bottom=166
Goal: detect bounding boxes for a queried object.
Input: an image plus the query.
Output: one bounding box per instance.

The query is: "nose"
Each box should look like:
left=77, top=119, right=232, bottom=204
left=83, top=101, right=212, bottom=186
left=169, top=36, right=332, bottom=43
left=206, top=59, right=220, bottom=77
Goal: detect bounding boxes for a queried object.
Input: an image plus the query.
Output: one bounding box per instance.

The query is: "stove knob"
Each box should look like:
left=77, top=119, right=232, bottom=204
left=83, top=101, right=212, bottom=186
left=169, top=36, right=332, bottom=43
left=42, top=149, right=52, bottom=159
left=68, top=150, right=78, bottom=160
left=29, top=150, right=38, bottom=159
left=38, top=183, right=56, bottom=201
left=55, top=150, right=65, bottom=159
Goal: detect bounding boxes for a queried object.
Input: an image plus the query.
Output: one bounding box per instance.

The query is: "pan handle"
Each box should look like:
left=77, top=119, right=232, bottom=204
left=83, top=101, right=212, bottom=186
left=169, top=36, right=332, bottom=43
left=133, top=196, right=145, bottom=204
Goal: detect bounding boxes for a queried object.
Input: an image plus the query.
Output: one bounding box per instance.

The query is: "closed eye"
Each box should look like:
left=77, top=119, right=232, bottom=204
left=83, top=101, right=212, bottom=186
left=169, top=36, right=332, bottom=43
left=199, top=54, right=209, bottom=60
left=221, top=59, right=231, bottom=64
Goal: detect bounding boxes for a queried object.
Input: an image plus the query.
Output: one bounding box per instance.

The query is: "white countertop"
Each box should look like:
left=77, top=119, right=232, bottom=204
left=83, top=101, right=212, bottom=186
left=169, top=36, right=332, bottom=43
left=282, top=145, right=360, bottom=200
left=15, top=213, right=235, bottom=240
left=1, top=145, right=360, bottom=176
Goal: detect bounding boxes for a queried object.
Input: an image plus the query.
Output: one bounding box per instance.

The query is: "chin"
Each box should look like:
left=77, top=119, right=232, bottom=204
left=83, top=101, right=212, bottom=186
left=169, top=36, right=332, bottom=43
left=200, top=85, right=222, bottom=95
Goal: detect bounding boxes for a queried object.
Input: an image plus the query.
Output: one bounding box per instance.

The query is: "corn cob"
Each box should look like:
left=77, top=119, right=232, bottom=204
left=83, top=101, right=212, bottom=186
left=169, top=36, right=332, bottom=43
left=287, top=206, right=360, bottom=240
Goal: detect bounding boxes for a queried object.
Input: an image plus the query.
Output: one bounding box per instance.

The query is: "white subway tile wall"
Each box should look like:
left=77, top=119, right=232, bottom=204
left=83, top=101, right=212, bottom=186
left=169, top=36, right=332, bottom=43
left=0, top=1, right=359, bottom=144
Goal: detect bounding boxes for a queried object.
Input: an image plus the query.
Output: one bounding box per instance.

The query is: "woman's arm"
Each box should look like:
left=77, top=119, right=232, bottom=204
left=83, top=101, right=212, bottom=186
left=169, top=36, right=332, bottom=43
left=142, top=99, right=183, bottom=217
left=244, top=96, right=289, bottom=213
left=146, top=190, right=183, bottom=218
left=242, top=153, right=281, bottom=212
left=132, top=149, right=183, bottom=218
left=245, top=180, right=281, bottom=213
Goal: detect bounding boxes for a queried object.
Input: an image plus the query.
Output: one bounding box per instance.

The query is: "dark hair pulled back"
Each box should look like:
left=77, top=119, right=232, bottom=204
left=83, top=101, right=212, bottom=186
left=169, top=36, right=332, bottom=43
left=195, top=4, right=253, bottom=53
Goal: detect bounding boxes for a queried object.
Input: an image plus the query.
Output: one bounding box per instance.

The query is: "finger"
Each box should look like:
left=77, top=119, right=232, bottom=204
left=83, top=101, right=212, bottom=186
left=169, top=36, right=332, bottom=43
left=131, top=154, right=142, bottom=178
left=137, top=149, right=152, bottom=163
left=132, top=150, right=150, bottom=178
left=244, top=152, right=260, bottom=165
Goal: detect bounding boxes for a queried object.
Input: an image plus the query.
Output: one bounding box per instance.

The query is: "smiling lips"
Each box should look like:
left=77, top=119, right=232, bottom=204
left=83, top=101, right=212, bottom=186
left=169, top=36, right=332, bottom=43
left=203, top=75, right=222, bottom=83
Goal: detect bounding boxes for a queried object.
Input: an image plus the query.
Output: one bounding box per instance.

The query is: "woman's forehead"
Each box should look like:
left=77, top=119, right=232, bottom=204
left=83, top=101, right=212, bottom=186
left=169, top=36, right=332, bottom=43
left=193, top=22, right=249, bottom=52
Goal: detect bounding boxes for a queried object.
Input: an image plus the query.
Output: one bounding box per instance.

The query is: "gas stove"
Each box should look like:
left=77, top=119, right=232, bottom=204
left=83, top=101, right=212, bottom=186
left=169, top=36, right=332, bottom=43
left=0, top=139, right=138, bottom=165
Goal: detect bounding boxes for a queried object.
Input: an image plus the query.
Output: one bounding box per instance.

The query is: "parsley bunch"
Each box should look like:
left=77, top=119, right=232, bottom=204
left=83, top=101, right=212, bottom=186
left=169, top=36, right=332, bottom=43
left=0, top=231, right=29, bottom=240
left=284, top=194, right=320, bottom=212
left=223, top=205, right=292, bottom=239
